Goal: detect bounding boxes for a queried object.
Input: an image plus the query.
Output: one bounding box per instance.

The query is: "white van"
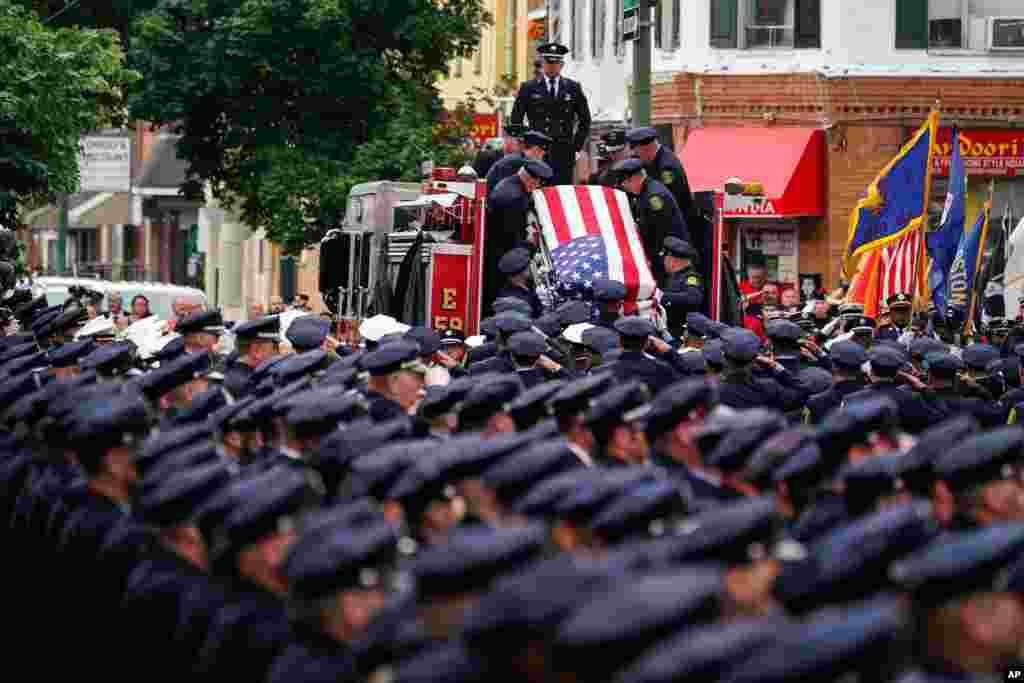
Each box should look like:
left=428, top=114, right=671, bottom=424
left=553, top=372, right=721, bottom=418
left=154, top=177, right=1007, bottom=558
left=35, top=277, right=209, bottom=320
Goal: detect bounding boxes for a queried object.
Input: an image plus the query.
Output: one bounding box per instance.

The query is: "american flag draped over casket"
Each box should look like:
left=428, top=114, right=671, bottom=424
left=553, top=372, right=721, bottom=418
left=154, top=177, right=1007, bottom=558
left=529, top=185, right=660, bottom=318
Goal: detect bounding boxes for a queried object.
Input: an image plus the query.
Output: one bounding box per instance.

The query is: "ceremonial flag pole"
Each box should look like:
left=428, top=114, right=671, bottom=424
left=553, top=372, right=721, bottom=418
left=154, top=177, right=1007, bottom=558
left=964, top=179, right=995, bottom=338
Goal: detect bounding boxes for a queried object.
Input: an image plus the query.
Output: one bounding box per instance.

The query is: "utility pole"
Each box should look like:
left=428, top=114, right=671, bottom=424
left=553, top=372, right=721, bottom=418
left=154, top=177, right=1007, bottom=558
left=623, top=0, right=650, bottom=126
left=631, top=0, right=651, bottom=127
left=56, top=193, right=69, bottom=275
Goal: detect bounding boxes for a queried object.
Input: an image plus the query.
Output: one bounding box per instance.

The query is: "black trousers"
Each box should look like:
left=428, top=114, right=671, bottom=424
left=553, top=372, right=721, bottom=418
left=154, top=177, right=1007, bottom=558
left=545, top=142, right=576, bottom=186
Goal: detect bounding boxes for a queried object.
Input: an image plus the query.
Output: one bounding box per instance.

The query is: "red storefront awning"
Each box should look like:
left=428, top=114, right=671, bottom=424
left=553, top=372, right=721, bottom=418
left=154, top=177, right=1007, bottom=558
left=682, top=127, right=825, bottom=218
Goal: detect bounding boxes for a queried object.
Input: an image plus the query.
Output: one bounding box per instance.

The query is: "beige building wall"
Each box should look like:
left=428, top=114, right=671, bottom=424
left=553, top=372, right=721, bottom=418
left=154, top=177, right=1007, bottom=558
left=437, top=0, right=499, bottom=108
left=506, top=0, right=532, bottom=89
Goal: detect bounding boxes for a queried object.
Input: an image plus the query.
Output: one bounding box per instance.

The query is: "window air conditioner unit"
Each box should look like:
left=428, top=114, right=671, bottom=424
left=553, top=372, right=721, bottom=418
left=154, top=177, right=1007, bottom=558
left=989, top=17, right=1024, bottom=51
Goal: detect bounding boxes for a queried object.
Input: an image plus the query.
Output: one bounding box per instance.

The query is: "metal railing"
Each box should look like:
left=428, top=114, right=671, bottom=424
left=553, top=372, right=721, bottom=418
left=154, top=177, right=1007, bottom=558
left=745, top=24, right=794, bottom=49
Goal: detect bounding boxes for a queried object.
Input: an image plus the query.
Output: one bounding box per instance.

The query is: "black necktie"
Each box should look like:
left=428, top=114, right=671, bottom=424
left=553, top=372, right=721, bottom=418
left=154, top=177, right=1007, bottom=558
left=548, top=78, right=556, bottom=98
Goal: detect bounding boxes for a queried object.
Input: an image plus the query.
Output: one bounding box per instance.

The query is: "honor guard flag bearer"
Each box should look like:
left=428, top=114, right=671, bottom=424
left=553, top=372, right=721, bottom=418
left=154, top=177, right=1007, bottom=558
left=843, top=111, right=938, bottom=305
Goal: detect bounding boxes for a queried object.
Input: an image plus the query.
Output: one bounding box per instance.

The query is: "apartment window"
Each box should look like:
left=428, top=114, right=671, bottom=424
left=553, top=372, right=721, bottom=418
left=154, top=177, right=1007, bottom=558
left=710, top=0, right=820, bottom=49
left=672, top=0, right=681, bottom=47
left=613, top=0, right=625, bottom=56
left=654, top=0, right=662, bottom=47
left=123, top=225, right=137, bottom=263
left=550, top=0, right=563, bottom=43
left=793, top=0, right=820, bottom=47
left=70, top=229, right=99, bottom=265
left=710, top=0, right=739, bottom=48
left=592, top=0, right=606, bottom=58
left=897, top=0, right=1024, bottom=50
left=571, top=0, right=583, bottom=56
left=654, top=0, right=678, bottom=49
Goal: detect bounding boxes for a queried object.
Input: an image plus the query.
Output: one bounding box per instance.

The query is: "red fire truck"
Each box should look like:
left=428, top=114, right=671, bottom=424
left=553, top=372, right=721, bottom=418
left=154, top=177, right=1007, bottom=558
left=318, top=167, right=741, bottom=339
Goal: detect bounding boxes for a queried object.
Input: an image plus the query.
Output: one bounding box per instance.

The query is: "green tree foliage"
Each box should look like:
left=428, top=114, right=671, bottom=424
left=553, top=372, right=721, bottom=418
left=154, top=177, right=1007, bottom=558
left=14, top=0, right=160, bottom=47
left=129, top=0, right=491, bottom=252
left=0, top=0, right=140, bottom=230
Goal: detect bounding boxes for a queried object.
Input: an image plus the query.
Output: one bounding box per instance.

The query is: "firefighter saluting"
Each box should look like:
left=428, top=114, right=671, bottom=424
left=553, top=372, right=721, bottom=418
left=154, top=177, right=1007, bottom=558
left=510, top=42, right=592, bottom=186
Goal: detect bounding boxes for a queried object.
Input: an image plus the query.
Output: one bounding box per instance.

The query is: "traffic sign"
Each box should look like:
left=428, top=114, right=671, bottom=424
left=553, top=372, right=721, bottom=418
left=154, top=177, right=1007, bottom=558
left=78, top=136, right=131, bottom=192
left=623, top=10, right=638, bottom=41
left=622, top=0, right=643, bottom=41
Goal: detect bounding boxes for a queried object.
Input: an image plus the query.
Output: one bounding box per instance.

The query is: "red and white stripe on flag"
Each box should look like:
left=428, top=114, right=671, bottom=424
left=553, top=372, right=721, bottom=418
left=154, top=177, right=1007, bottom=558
left=880, top=229, right=921, bottom=304
left=531, top=186, right=658, bottom=316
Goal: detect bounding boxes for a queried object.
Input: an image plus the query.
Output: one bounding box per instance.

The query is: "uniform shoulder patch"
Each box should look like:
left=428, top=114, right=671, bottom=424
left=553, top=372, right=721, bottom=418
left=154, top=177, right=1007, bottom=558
left=649, top=195, right=664, bottom=211
left=686, top=275, right=701, bottom=286
left=661, top=170, right=675, bottom=185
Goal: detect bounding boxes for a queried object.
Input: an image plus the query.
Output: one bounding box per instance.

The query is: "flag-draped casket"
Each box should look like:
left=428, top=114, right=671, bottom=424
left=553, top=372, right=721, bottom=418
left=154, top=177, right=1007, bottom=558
left=530, top=185, right=661, bottom=320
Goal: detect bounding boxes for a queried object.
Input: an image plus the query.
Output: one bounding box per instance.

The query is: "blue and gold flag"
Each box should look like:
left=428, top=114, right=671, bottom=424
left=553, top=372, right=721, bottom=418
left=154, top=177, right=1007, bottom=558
left=843, top=111, right=939, bottom=278
left=928, top=127, right=966, bottom=318
left=948, top=202, right=991, bottom=327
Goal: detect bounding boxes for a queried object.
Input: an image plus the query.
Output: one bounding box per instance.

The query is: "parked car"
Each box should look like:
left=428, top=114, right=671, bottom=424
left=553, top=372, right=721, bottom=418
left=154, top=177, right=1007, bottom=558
left=35, top=277, right=209, bottom=320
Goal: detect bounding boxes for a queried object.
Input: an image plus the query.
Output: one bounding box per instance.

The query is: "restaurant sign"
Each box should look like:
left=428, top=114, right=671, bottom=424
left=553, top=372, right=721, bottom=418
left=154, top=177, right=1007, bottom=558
left=932, top=128, right=1024, bottom=177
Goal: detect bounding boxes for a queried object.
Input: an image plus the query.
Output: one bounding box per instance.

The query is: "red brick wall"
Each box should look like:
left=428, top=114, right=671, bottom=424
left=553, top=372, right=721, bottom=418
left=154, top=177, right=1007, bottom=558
left=654, top=74, right=1024, bottom=289
left=654, top=74, right=1024, bottom=124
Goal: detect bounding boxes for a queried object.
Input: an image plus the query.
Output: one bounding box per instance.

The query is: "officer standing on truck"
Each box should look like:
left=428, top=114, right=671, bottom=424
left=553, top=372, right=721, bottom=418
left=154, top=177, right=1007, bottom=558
left=510, top=42, right=592, bottom=186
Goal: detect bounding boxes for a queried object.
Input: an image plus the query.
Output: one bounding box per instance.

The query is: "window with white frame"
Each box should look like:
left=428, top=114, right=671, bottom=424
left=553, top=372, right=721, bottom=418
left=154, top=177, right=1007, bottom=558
left=592, top=0, right=606, bottom=58
left=654, top=0, right=662, bottom=48
left=655, top=0, right=679, bottom=49
left=895, top=0, right=1024, bottom=50
left=613, top=0, right=625, bottom=56
left=672, top=0, right=681, bottom=47
left=710, top=0, right=820, bottom=49
left=550, top=0, right=563, bottom=44
left=572, top=0, right=584, bottom=57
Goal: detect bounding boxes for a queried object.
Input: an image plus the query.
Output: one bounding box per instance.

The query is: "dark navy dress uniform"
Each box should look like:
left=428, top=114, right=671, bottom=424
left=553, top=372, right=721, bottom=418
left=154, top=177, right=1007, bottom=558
left=845, top=346, right=941, bottom=433
left=470, top=313, right=532, bottom=376
left=484, top=160, right=552, bottom=313
left=494, top=248, right=543, bottom=318
left=590, top=278, right=627, bottom=331
left=494, top=283, right=543, bottom=320
left=225, top=315, right=280, bottom=398
left=804, top=340, right=868, bottom=423
left=891, top=524, right=1024, bottom=681
left=660, top=237, right=703, bottom=335
left=485, top=131, right=551, bottom=197
left=485, top=152, right=527, bottom=196
left=510, top=44, right=591, bottom=186
left=603, top=317, right=680, bottom=394
left=628, top=127, right=696, bottom=220
left=918, top=351, right=1003, bottom=427
left=612, top=158, right=689, bottom=283
left=200, top=470, right=316, bottom=681
left=470, top=352, right=515, bottom=376
left=508, top=331, right=571, bottom=388
left=717, top=328, right=809, bottom=412
left=643, top=385, right=741, bottom=507
left=360, top=343, right=427, bottom=422
left=267, top=522, right=399, bottom=683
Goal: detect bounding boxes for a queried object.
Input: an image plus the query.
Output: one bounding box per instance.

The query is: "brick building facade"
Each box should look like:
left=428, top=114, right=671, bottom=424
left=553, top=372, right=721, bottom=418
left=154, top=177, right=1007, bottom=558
left=558, top=0, right=1024, bottom=294
left=651, top=73, right=1024, bottom=288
